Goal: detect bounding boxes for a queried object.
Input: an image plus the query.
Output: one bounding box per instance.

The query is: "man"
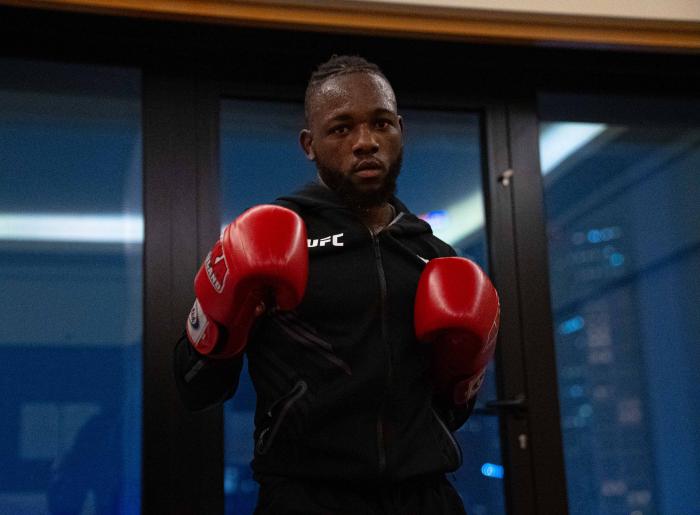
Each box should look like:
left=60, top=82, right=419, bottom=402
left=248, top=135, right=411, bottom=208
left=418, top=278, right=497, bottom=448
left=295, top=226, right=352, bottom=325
left=175, top=55, right=499, bottom=514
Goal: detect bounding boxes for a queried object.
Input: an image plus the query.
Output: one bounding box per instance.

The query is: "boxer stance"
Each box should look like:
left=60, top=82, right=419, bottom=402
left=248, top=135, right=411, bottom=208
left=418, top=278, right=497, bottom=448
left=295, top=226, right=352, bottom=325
left=174, top=55, right=500, bottom=514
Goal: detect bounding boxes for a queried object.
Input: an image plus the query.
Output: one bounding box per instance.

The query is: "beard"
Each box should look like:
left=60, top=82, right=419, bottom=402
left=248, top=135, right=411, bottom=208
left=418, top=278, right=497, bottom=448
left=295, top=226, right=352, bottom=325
left=317, top=150, right=403, bottom=210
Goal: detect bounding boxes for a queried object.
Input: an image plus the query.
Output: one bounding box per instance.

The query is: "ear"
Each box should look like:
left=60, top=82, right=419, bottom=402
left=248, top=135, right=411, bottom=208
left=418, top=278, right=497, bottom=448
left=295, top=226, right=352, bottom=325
left=299, top=129, right=315, bottom=161
left=397, top=114, right=404, bottom=135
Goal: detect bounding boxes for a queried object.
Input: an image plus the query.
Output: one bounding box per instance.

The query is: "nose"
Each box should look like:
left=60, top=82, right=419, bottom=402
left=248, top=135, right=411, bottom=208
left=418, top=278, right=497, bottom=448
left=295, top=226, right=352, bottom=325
left=352, top=124, right=379, bottom=155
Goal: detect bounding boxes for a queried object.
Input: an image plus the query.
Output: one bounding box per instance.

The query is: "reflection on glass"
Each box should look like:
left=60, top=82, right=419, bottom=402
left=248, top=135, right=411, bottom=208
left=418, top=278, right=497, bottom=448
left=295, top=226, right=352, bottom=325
left=0, top=59, right=142, bottom=515
left=401, top=110, right=487, bottom=264
left=220, top=99, right=503, bottom=515
left=539, top=107, right=700, bottom=515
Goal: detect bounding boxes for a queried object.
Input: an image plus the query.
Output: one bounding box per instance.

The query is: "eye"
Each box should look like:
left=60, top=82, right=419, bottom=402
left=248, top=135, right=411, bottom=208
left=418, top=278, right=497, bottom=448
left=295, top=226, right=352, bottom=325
left=375, top=119, right=392, bottom=129
left=330, top=124, right=350, bottom=135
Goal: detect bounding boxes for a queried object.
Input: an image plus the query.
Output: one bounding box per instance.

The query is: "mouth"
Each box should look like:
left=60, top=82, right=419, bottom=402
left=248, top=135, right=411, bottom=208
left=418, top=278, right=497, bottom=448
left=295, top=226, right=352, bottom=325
left=353, top=160, right=385, bottom=178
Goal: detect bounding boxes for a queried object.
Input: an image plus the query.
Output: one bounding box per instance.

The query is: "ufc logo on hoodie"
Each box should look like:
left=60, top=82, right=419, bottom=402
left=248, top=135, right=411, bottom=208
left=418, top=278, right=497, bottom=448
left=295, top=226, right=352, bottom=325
left=308, top=233, right=344, bottom=248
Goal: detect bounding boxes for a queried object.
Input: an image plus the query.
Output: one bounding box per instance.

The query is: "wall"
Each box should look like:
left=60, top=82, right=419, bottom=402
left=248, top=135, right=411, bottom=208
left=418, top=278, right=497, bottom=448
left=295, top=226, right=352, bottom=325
left=2, top=0, right=700, bottom=50
left=352, top=0, right=700, bottom=22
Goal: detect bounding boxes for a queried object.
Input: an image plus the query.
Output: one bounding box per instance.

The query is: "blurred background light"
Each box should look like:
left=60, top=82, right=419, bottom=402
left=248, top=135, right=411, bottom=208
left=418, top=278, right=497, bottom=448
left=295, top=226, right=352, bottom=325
left=539, top=122, right=608, bottom=175
left=481, top=462, right=505, bottom=479
left=0, top=213, right=143, bottom=243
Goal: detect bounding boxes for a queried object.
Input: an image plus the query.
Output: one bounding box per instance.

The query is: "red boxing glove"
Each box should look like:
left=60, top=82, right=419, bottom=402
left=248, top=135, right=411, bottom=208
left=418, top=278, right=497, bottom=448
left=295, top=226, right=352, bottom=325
left=415, top=257, right=500, bottom=405
left=186, top=205, right=308, bottom=358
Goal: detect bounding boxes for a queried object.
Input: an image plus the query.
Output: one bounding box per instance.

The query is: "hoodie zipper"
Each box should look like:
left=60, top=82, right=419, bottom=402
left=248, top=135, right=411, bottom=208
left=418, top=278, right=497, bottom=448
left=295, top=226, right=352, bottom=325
left=369, top=228, right=391, bottom=473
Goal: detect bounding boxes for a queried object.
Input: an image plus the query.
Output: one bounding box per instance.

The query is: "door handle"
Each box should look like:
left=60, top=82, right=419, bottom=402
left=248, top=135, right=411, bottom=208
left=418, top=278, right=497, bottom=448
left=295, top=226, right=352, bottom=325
left=475, top=394, right=528, bottom=417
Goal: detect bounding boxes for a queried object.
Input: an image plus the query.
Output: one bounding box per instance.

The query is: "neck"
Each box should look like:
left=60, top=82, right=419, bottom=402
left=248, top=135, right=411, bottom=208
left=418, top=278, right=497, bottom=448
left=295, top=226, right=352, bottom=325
left=358, top=202, right=395, bottom=233
left=316, top=175, right=395, bottom=231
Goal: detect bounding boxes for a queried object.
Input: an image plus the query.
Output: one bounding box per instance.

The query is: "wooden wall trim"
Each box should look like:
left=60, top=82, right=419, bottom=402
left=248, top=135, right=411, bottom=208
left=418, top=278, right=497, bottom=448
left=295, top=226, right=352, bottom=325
left=3, top=0, right=700, bottom=51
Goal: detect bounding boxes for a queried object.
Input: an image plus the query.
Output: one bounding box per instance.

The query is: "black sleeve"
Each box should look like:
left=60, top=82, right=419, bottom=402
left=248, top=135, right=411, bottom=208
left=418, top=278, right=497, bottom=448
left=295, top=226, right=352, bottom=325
left=432, top=393, right=477, bottom=432
left=423, top=233, right=458, bottom=259
left=173, top=331, right=244, bottom=412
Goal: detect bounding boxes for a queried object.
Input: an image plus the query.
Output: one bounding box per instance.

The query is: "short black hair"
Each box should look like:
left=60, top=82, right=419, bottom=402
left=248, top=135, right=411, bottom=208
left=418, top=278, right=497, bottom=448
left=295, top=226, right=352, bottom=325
left=304, top=55, right=391, bottom=123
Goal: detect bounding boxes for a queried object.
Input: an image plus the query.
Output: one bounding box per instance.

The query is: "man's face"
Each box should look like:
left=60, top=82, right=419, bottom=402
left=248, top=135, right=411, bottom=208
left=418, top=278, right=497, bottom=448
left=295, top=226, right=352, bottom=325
left=300, top=72, right=404, bottom=209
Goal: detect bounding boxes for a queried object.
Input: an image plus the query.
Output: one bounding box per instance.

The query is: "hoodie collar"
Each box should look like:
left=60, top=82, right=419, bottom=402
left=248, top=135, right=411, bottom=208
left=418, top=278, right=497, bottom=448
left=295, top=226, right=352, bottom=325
left=276, top=181, right=433, bottom=237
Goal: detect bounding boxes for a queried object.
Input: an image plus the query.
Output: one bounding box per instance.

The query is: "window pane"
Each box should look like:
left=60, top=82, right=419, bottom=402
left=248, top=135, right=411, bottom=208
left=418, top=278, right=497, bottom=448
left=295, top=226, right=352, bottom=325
left=220, top=99, right=504, bottom=515
left=539, top=97, right=700, bottom=515
left=0, top=58, right=142, bottom=515
left=221, top=100, right=306, bottom=515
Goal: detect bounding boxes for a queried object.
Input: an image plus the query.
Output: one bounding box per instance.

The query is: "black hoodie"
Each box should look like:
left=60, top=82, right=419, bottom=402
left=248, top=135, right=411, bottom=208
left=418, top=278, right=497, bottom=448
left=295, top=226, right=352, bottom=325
left=174, top=182, right=474, bottom=483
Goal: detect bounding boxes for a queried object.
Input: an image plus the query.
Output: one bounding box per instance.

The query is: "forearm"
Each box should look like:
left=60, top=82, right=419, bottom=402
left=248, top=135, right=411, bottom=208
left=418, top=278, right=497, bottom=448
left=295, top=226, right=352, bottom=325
left=173, top=331, right=244, bottom=411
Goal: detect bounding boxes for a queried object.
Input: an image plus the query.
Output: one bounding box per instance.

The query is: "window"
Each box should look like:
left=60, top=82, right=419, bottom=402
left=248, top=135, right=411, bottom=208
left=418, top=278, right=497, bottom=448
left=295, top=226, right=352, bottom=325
left=539, top=94, right=700, bottom=515
left=0, top=58, right=142, bottom=515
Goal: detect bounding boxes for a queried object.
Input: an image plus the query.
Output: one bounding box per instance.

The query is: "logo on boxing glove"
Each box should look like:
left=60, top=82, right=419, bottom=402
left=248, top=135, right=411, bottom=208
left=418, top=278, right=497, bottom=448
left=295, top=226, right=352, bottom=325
left=459, top=367, right=487, bottom=404
left=188, top=303, right=200, bottom=329
left=186, top=298, right=212, bottom=349
left=482, top=304, right=500, bottom=355
left=205, top=240, right=229, bottom=293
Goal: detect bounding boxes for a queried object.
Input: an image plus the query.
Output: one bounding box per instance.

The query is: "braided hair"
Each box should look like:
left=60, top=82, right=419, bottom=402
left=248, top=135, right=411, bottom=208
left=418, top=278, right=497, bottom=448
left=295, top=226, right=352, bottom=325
left=304, top=55, right=391, bottom=123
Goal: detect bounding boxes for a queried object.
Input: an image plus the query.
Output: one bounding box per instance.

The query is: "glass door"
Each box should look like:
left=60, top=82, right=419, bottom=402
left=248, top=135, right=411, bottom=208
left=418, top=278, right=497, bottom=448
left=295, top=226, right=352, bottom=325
left=537, top=94, right=700, bottom=515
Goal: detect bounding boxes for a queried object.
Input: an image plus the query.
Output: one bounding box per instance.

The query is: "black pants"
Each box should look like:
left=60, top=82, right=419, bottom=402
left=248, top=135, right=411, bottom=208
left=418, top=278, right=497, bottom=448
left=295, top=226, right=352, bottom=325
left=253, top=473, right=468, bottom=515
